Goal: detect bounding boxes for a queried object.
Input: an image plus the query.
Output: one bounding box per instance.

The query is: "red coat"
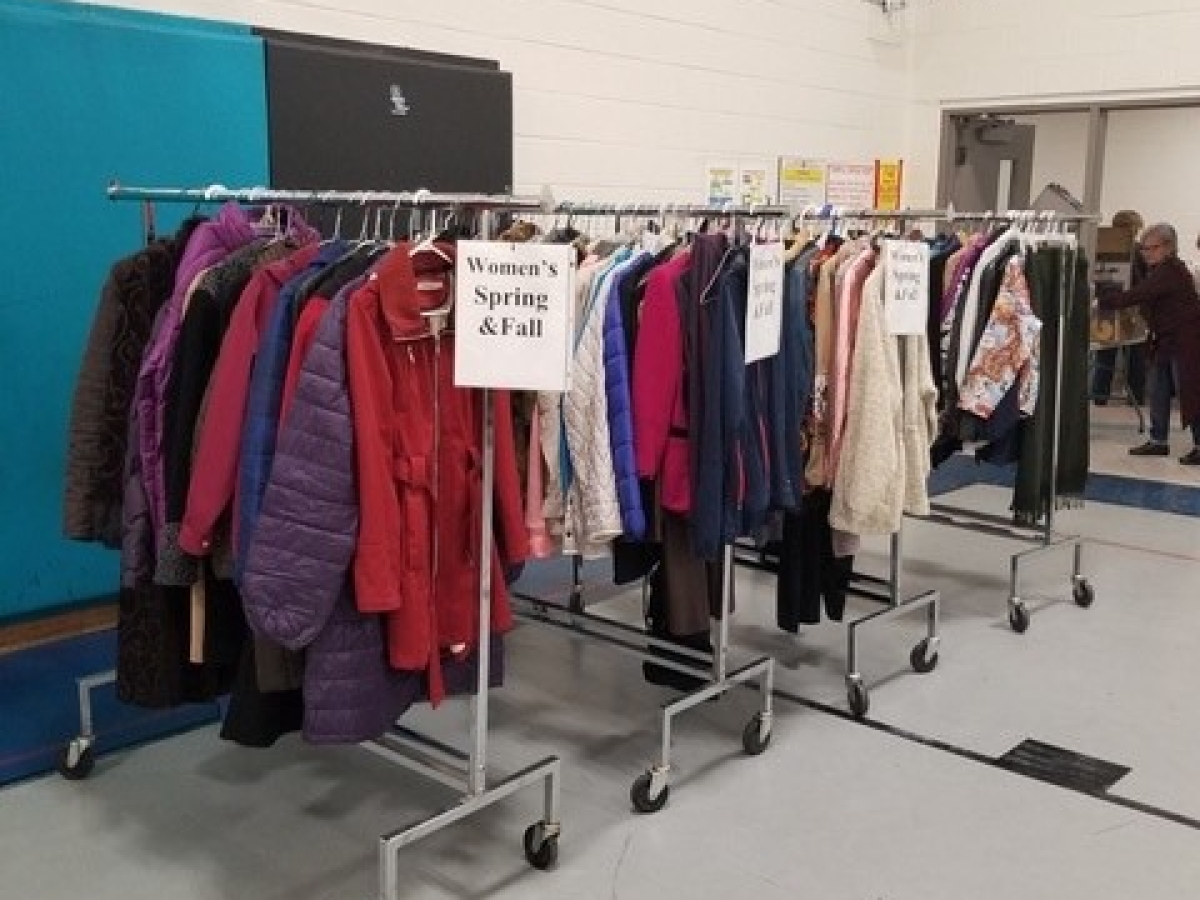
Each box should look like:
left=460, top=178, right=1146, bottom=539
left=346, top=243, right=528, bottom=704
left=632, top=250, right=692, bottom=512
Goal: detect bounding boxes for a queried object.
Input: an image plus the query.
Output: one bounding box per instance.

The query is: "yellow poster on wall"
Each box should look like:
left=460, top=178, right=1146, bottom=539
left=777, top=157, right=827, bottom=207
left=874, top=159, right=904, bottom=211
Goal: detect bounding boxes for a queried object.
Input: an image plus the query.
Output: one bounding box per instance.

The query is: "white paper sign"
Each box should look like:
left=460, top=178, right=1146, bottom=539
left=883, top=240, right=930, bottom=336
left=454, top=241, right=575, bottom=391
left=826, top=162, right=877, bottom=208
left=705, top=160, right=738, bottom=205
left=777, top=157, right=827, bottom=208
left=745, top=242, right=785, bottom=363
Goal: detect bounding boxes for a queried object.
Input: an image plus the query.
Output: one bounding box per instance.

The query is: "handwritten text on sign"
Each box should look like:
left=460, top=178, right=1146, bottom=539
left=745, top=242, right=785, bottom=363
left=883, top=240, right=930, bottom=336
left=454, top=241, right=575, bottom=391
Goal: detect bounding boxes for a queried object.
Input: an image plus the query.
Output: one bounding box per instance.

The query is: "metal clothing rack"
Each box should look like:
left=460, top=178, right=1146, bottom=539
left=916, top=209, right=1098, bottom=634
left=733, top=206, right=945, bottom=718
left=63, top=182, right=565, bottom=893
left=509, top=200, right=778, bottom=814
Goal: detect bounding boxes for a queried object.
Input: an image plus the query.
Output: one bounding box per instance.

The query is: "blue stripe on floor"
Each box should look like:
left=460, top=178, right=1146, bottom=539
left=929, top=454, right=1200, bottom=517
left=0, top=630, right=219, bottom=785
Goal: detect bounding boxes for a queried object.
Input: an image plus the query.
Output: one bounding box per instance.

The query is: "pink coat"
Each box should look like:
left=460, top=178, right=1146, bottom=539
left=633, top=251, right=691, bottom=513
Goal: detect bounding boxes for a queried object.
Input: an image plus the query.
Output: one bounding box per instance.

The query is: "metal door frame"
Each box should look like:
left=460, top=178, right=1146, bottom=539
left=936, top=94, right=1200, bottom=257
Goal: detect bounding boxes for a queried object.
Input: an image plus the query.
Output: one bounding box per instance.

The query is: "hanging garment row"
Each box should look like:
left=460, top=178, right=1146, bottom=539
left=755, top=219, right=940, bottom=633
left=64, top=200, right=541, bottom=747
left=495, top=210, right=942, bottom=682
left=929, top=216, right=1090, bottom=526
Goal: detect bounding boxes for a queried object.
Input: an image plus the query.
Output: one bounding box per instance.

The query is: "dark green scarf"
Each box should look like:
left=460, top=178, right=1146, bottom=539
left=1014, top=245, right=1091, bottom=526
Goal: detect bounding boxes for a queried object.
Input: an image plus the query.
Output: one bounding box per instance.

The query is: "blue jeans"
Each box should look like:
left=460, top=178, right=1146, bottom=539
left=1148, top=355, right=1200, bottom=445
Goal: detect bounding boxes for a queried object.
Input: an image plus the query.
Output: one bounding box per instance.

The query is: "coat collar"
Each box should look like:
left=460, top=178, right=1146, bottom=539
left=370, top=242, right=457, bottom=340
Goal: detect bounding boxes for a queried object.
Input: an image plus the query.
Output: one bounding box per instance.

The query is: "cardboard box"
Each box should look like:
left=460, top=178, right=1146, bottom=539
left=1090, top=226, right=1148, bottom=346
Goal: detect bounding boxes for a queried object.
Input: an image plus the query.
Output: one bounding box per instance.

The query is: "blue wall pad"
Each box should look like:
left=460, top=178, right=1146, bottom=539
left=929, top=454, right=1200, bottom=517
left=0, top=630, right=219, bottom=786
left=0, top=0, right=268, bottom=620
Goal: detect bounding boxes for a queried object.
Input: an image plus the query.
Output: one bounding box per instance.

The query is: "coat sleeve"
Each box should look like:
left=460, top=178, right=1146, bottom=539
left=64, top=259, right=131, bottom=543
left=180, top=271, right=273, bottom=555
left=346, top=289, right=405, bottom=613
left=633, top=270, right=682, bottom=480
left=1099, top=260, right=1183, bottom=310
left=280, top=297, right=330, bottom=423
left=240, top=298, right=359, bottom=648
left=492, top=390, right=531, bottom=567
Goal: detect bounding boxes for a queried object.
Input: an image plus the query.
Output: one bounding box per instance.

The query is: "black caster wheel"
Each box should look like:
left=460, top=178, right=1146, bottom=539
left=847, top=679, right=869, bottom=719
left=910, top=639, right=938, bottom=674
left=1009, top=600, right=1030, bottom=633
left=742, top=713, right=771, bottom=756
left=523, top=822, right=559, bottom=870
left=57, top=741, right=95, bottom=781
left=630, top=772, right=669, bottom=814
left=1073, top=579, right=1095, bottom=608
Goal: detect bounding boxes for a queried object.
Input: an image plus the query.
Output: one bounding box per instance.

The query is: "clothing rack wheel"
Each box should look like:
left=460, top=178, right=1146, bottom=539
left=1008, top=598, right=1032, bottom=634
left=522, top=821, right=560, bottom=870
left=57, top=737, right=96, bottom=780
left=741, top=712, right=772, bottom=756
left=1072, top=577, right=1096, bottom=608
left=630, top=769, right=670, bottom=814
left=909, top=638, right=939, bottom=675
left=847, top=675, right=870, bottom=719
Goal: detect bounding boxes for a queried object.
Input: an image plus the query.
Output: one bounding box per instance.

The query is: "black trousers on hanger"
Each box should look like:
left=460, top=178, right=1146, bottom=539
left=776, top=490, right=851, bottom=631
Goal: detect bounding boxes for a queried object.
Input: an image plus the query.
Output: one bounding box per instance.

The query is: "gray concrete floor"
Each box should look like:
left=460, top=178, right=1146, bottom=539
left=2, top=405, right=1198, bottom=900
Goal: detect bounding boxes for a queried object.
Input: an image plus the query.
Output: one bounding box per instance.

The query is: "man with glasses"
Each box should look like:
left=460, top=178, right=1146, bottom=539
left=1098, top=222, right=1200, bottom=464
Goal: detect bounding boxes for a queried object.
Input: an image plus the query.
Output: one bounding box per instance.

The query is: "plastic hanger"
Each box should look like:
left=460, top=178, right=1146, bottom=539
left=409, top=206, right=453, bottom=261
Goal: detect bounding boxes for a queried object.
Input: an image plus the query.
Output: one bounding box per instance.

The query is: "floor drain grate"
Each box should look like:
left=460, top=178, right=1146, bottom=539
left=996, top=739, right=1130, bottom=794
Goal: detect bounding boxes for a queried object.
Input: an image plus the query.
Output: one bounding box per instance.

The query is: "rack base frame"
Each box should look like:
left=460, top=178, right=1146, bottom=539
left=733, top=542, right=941, bottom=719
left=60, top=670, right=563, bottom=893
left=366, top=728, right=562, bottom=895
left=923, top=502, right=1094, bottom=634
left=512, top=586, right=774, bottom=815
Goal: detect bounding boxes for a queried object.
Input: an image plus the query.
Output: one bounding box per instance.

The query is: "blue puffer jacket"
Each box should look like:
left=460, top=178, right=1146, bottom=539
left=602, top=253, right=648, bottom=540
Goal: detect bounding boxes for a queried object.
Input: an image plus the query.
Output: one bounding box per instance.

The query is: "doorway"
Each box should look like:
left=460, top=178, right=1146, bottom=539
left=940, top=114, right=1035, bottom=212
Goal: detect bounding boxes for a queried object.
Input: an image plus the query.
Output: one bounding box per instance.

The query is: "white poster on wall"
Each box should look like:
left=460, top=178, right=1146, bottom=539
left=705, top=161, right=738, bottom=205
left=745, top=242, right=786, bottom=363
left=826, top=162, right=877, bottom=208
left=882, top=240, right=930, bottom=336
left=740, top=165, right=772, bottom=206
left=454, top=241, right=575, bottom=391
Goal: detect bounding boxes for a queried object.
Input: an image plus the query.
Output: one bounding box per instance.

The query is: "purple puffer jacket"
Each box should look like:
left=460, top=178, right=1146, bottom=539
left=240, top=281, right=501, bottom=743
left=132, top=203, right=257, bottom=545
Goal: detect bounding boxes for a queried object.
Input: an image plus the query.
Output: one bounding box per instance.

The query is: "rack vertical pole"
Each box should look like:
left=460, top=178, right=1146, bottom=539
left=468, top=209, right=496, bottom=797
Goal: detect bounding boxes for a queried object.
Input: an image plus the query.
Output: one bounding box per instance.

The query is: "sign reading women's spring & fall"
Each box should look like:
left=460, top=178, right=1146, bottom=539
left=454, top=241, right=575, bottom=391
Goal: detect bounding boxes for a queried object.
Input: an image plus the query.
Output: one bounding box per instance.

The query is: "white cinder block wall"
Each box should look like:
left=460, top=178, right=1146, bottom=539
left=903, top=0, right=1200, bottom=231
left=58, top=0, right=1200, bottom=221
left=65, top=0, right=912, bottom=204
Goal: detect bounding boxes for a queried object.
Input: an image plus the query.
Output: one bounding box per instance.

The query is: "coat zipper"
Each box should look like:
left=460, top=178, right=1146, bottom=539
left=430, top=333, right=442, bottom=618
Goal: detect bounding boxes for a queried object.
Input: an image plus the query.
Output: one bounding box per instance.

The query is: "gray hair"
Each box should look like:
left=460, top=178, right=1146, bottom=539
left=1143, top=222, right=1178, bottom=253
